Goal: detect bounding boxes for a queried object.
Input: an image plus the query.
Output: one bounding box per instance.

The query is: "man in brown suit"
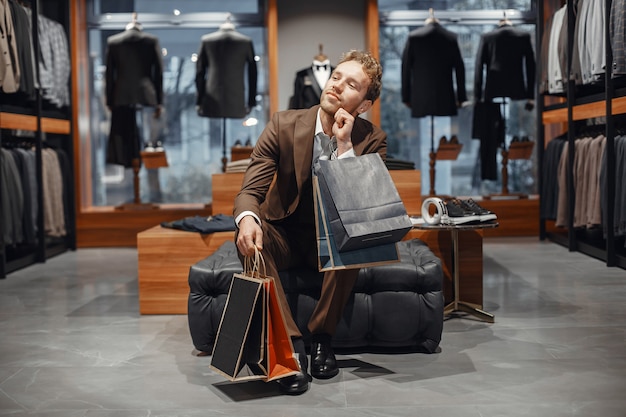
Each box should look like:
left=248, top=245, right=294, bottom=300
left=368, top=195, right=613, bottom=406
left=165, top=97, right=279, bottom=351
left=233, top=50, right=385, bottom=395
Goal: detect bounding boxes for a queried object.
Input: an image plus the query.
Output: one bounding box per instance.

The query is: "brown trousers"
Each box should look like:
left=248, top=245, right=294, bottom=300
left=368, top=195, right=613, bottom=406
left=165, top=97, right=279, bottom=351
left=236, top=219, right=358, bottom=338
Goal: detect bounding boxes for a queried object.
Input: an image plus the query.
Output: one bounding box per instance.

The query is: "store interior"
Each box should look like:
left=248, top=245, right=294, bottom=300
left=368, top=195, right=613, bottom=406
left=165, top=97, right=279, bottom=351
left=1, top=0, right=626, bottom=413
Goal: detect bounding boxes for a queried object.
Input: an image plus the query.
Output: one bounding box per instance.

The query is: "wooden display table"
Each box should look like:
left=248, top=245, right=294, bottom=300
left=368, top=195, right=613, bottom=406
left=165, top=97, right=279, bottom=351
left=136, top=169, right=484, bottom=316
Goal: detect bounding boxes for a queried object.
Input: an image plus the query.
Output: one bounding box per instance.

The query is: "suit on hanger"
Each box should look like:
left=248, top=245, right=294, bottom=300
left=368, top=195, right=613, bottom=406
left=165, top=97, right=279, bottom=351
left=105, top=28, right=163, bottom=108
left=7, top=0, right=35, bottom=100
left=611, top=0, right=626, bottom=76
left=0, top=0, right=20, bottom=93
left=401, top=22, right=467, bottom=117
left=195, top=27, right=258, bottom=118
left=233, top=105, right=387, bottom=338
left=474, top=25, right=536, bottom=101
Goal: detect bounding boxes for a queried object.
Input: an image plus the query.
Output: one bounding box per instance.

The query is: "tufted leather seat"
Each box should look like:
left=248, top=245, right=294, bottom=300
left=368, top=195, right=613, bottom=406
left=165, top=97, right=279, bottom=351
left=188, top=238, right=444, bottom=355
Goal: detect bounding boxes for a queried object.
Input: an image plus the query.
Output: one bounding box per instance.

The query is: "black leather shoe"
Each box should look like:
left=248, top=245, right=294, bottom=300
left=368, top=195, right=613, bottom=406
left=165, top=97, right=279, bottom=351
left=311, top=340, right=339, bottom=379
left=277, top=353, right=311, bottom=395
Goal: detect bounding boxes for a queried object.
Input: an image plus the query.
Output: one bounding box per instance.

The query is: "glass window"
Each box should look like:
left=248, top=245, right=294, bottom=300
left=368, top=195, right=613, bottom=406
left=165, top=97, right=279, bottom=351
left=94, top=0, right=259, bottom=14
left=379, top=5, right=537, bottom=196
left=378, top=0, right=535, bottom=12
left=84, top=2, right=266, bottom=207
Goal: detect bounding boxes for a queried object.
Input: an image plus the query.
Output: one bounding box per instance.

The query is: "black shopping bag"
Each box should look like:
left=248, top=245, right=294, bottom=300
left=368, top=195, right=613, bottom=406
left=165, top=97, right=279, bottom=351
left=210, top=250, right=301, bottom=382
left=316, top=153, right=413, bottom=252
left=313, top=176, right=402, bottom=271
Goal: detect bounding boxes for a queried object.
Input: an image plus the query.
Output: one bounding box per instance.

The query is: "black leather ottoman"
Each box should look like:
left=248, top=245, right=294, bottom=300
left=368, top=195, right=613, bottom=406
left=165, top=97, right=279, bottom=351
left=188, top=239, right=444, bottom=355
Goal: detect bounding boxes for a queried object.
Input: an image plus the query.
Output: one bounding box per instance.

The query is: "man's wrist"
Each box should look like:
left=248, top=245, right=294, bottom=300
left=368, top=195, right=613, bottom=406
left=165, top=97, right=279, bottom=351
left=235, top=211, right=261, bottom=228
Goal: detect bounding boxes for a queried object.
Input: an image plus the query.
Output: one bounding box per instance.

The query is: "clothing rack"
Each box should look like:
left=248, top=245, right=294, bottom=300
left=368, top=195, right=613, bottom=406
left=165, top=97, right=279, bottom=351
left=538, top=0, right=624, bottom=269
left=0, top=0, right=75, bottom=278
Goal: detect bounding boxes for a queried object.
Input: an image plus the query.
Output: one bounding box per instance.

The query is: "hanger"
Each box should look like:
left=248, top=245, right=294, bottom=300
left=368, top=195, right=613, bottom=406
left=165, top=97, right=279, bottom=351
left=498, top=11, right=512, bottom=27
left=425, top=8, right=439, bottom=25
left=220, top=13, right=235, bottom=31
left=125, top=12, right=143, bottom=31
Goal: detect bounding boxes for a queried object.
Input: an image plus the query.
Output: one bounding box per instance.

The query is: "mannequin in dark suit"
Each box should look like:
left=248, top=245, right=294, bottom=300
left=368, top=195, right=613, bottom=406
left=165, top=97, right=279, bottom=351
left=195, top=21, right=257, bottom=118
left=234, top=50, right=385, bottom=395
left=105, top=17, right=163, bottom=167
left=289, top=49, right=333, bottom=109
left=105, top=23, right=163, bottom=110
left=401, top=19, right=467, bottom=117
left=473, top=21, right=535, bottom=181
left=474, top=22, right=535, bottom=102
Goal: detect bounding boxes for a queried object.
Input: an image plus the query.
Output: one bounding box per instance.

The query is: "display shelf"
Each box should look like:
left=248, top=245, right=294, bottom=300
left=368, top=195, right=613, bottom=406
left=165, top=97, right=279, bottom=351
left=542, top=95, right=626, bottom=125
left=0, top=112, right=71, bottom=135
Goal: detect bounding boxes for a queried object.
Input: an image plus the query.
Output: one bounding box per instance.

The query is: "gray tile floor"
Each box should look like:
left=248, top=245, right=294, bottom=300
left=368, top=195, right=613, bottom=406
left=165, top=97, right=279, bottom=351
left=1, top=237, right=625, bottom=416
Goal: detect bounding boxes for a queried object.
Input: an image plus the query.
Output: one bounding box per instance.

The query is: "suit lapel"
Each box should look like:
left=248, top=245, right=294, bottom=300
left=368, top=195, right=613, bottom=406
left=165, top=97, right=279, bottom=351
left=306, top=68, right=324, bottom=99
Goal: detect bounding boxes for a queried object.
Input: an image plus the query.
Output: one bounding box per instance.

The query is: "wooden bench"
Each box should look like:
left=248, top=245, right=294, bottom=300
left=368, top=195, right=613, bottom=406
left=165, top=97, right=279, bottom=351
left=137, top=169, right=484, bottom=315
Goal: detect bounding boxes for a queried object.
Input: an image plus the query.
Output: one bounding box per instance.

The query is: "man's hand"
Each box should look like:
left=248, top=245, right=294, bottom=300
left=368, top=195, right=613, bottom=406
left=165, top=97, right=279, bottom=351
left=332, top=108, right=354, bottom=155
left=236, top=215, right=263, bottom=257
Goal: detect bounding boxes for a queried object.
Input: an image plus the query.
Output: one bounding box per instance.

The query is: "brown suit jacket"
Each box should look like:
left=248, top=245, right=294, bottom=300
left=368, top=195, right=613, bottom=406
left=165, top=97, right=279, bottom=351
left=234, top=105, right=387, bottom=223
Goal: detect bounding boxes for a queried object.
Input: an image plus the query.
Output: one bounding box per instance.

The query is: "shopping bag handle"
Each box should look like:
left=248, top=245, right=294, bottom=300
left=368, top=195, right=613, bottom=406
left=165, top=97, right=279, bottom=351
left=244, top=246, right=267, bottom=278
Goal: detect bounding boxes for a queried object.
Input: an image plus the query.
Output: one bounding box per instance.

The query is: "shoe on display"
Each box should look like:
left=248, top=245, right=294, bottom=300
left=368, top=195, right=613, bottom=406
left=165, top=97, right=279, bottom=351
left=444, top=199, right=481, bottom=225
left=438, top=135, right=448, bottom=146
left=458, top=198, right=497, bottom=222
left=449, top=135, right=459, bottom=145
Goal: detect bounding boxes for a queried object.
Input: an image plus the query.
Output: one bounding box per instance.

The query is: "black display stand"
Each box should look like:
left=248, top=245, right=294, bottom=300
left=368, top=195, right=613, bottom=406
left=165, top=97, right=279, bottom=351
left=427, top=115, right=462, bottom=196
left=485, top=98, right=530, bottom=200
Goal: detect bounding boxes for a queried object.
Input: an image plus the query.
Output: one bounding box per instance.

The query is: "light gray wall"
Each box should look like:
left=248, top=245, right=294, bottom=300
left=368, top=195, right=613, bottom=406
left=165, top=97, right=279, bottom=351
left=276, top=0, right=367, bottom=111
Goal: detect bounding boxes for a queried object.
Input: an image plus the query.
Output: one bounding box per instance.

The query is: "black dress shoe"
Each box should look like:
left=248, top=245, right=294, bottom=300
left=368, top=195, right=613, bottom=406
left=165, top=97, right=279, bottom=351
left=277, top=353, right=311, bottom=395
left=311, top=340, right=339, bottom=379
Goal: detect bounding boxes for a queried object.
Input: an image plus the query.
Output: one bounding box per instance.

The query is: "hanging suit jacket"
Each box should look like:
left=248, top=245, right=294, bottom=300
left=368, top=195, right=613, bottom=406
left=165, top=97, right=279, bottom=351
left=611, top=0, right=626, bottom=76
left=401, top=22, right=467, bottom=118
left=0, top=0, right=20, bottom=93
left=105, top=28, right=163, bottom=108
left=8, top=0, right=34, bottom=99
left=474, top=25, right=536, bottom=101
left=289, top=64, right=333, bottom=109
left=195, top=28, right=258, bottom=119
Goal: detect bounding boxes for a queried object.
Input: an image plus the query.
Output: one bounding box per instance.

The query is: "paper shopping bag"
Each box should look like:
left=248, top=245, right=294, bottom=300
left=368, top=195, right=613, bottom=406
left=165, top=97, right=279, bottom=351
left=209, top=250, right=300, bottom=382
left=313, top=176, right=402, bottom=271
left=263, top=277, right=301, bottom=381
left=316, top=153, right=413, bottom=252
left=209, top=273, right=266, bottom=381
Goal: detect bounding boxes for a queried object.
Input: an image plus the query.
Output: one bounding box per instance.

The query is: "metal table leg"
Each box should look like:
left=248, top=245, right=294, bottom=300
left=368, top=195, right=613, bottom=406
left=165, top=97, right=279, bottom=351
left=443, top=229, right=494, bottom=323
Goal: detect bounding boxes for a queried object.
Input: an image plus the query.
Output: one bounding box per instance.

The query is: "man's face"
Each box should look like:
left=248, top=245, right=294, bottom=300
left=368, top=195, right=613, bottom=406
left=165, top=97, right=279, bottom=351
left=319, top=60, right=372, bottom=116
